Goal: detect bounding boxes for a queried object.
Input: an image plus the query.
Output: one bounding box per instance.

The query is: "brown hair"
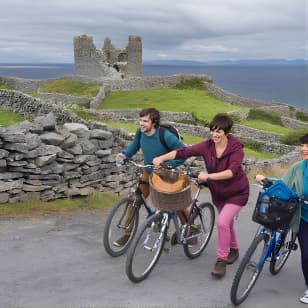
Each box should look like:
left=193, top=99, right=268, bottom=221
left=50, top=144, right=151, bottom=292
left=209, top=113, right=233, bottom=134
left=139, top=108, right=160, bottom=128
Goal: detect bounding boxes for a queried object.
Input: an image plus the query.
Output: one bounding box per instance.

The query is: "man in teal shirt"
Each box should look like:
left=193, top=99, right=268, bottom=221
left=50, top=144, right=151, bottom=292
left=114, top=108, right=186, bottom=247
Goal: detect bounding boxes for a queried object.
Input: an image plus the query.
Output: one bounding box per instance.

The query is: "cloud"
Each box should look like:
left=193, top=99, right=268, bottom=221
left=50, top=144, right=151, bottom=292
left=0, top=0, right=306, bottom=62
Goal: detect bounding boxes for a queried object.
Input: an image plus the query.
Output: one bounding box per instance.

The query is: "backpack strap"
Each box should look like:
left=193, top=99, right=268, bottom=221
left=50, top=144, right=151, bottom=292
left=159, top=126, right=171, bottom=152
left=136, top=128, right=141, bottom=148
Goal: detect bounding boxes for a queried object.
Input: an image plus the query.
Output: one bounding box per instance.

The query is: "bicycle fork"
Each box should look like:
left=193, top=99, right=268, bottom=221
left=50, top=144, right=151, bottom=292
left=143, top=213, right=169, bottom=251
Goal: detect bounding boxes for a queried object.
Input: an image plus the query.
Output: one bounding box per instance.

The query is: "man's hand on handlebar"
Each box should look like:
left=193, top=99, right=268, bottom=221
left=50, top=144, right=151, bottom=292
left=152, top=156, right=164, bottom=168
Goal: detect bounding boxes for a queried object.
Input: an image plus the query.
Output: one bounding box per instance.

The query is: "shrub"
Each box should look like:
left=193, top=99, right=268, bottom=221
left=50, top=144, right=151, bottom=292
left=247, top=108, right=283, bottom=126
left=295, top=111, right=308, bottom=122
left=174, top=77, right=206, bottom=90
left=240, top=138, right=263, bottom=152
left=280, top=129, right=308, bottom=145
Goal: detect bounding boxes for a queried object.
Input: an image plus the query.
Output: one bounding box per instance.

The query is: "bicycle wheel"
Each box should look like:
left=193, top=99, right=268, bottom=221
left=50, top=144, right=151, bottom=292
left=183, top=202, right=215, bottom=259
left=125, top=212, right=167, bottom=283
left=103, top=198, right=139, bottom=257
left=269, top=228, right=293, bottom=275
left=230, top=233, right=268, bottom=305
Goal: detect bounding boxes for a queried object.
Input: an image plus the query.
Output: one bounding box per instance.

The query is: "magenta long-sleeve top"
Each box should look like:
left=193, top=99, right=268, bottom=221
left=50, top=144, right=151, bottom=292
left=175, top=134, right=249, bottom=208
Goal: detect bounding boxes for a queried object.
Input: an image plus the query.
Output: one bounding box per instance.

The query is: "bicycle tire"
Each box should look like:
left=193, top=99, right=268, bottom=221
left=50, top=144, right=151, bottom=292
left=125, top=212, right=166, bottom=283
left=230, top=233, right=268, bottom=305
left=103, top=197, right=139, bottom=257
left=183, top=202, right=215, bottom=259
left=269, top=229, right=293, bottom=275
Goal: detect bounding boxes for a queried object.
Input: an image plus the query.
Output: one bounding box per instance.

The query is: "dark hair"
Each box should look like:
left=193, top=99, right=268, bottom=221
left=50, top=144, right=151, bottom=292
left=139, top=108, right=160, bottom=128
left=209, top=113, right=233, bottom=134
left=299, top=133, right=308, bottom=144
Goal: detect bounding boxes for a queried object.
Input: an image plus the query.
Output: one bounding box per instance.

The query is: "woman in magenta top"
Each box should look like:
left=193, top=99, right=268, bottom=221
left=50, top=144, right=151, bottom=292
left=153, top=113, right=249, bottom=278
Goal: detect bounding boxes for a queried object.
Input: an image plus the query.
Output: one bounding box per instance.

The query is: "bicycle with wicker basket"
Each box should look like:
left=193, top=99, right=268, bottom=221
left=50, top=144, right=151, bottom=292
left=125, top=167, right=215, bottom=283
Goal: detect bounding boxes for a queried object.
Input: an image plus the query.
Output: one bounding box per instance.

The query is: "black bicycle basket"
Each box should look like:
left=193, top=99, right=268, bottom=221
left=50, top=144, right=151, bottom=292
left=252, top=180, right=299, bottom=230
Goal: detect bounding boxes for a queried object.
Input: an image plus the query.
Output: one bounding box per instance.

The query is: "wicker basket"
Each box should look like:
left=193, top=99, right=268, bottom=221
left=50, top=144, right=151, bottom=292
left=149, top=174, right=192, bottom=211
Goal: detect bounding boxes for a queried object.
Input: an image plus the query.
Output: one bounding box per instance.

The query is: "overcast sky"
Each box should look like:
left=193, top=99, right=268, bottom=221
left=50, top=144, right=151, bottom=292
left=0, top=0, right=307, bottom=63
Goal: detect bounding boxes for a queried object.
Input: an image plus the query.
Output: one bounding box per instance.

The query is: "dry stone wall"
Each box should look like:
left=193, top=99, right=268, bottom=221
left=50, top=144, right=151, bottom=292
left=0, top=112, right=134, bottom=203
left=0, top=89, right=302, bottom=204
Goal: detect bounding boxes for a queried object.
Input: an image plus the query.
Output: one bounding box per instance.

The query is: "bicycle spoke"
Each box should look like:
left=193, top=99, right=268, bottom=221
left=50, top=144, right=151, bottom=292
left=230, top=233, right=267, bottom=305
left=126, top=212, right=166, bottom=283
left=183, top=202, right=215, bottom=259
left=269, top=229, right=293, bottom=275
left=103, top=198, right=139, bottom=257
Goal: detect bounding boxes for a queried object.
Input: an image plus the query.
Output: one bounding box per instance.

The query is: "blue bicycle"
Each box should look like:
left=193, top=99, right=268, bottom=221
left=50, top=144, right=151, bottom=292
left=230, top=179, right=306, bottom=305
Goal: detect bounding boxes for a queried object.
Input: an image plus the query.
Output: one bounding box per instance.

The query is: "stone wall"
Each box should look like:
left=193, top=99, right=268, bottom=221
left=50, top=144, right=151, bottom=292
left=0, top=89, right=301, bottom=203
left=0, top=112, right=136, bottom=203
left=0, top=76, right=50, bottom=93
left=89, top=109, right=295, bottom=155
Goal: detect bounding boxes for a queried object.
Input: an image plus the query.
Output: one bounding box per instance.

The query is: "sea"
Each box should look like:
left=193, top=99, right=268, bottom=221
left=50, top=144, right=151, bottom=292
left=0, top=63, right=307, bottom=111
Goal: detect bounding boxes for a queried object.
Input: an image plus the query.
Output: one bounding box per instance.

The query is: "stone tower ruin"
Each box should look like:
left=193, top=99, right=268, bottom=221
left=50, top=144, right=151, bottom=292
left=73, top=35, right=142, bottom=79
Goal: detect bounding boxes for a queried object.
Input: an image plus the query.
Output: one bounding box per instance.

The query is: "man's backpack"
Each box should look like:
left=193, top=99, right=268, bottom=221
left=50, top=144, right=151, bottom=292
left=136, top=123, right=182, bottom=151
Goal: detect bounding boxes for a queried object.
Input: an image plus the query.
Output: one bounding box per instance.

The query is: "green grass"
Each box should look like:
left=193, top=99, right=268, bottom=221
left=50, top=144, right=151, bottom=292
left=40, top=78, right=101, bottom=98
left=0, top=109, right=26, bottom=127
left=99, top=88, right=249, bottom=122
left=99, top=88, right=294, bottom=135
left=0, top=191, right=121, bottom=217
left=0, top=82, right=14, bottom=90
left=241, top=119, right=293, bottom=135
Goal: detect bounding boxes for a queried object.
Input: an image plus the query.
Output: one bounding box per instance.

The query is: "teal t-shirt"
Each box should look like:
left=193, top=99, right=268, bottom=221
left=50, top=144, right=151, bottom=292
left=123, top=127, right=185, bottom=171
left=301, top=160, right=308, bottom=222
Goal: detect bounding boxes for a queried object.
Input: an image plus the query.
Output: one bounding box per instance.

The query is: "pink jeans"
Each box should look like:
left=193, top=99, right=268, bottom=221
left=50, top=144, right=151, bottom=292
left=216, top=203, right=242, bottom=260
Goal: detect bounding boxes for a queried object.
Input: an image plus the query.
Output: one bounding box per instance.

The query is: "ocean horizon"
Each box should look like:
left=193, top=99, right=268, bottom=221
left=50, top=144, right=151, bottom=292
left=0, top=63, right=307, bottom=111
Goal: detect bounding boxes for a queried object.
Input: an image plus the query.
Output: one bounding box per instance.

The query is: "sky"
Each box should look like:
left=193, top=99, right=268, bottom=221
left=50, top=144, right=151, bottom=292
left=0, top=0, right=307, bottom=63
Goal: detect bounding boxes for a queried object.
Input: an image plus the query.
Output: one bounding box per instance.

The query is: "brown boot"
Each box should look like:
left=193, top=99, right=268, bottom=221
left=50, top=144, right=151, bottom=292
left=227, top=248, right=239, bottom=264
left=211, top=259, right=227, bottom=278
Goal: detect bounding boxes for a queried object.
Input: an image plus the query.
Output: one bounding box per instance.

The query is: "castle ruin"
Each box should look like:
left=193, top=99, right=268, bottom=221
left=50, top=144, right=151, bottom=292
left=73, top=35, right=142, bottom=79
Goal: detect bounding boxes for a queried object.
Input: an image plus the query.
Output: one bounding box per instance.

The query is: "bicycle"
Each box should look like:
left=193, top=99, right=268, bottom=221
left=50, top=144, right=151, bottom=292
left=103, top=159, right=155, bottom=257
left=125, top=169, right=215, bottom=283
left=230, top=179, right=306, bottom=305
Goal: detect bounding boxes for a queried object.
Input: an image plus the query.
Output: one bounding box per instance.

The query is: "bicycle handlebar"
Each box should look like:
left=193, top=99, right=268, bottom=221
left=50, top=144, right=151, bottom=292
left=116, top=158, right=153, bottom=169
left=253, top=178, right=308, bottom=204
left=116, top=158, right=209, bottom=187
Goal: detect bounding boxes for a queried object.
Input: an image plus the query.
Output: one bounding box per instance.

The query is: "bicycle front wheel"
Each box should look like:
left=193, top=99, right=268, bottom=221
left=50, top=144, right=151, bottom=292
left=103, top=198, right=139, bottom=257
left=230, top=233, right=268, bottom=305
left=125, top=212, right=166, bottom=283
left=183, top=202, right=215, bottom=259
left=269, top=228, right=293, bottom=275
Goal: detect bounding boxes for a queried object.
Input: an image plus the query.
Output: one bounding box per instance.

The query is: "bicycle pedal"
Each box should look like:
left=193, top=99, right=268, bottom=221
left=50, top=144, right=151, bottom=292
left=286, top=241, right=298, bottom=251
left=170, top=232, right=178, bottom=246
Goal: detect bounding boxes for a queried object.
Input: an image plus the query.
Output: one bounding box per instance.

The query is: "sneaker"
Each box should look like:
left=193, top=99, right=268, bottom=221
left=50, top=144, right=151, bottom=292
left=227, top=248, right=239, bottom=264
left=211, top=259, right=227, bottom=278
left=300, top=289, right=308, bottom=304
left=113, top=234, right=130, bottom=247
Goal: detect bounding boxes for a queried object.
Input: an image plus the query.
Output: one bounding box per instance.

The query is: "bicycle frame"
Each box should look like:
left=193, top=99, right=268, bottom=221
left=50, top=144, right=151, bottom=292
left=255, top=227, right=278, bottom=270
left=161, top=179, right=209, bottom=245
